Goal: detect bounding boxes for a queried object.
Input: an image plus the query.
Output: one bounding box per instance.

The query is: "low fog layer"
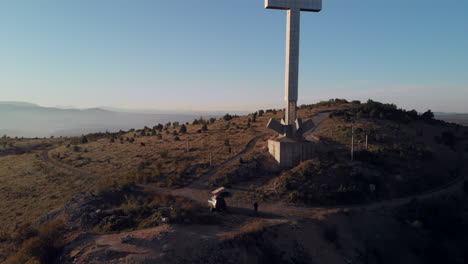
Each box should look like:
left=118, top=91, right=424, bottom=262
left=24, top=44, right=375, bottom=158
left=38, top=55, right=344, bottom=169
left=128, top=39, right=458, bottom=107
left=0, top=102, right=218, bottom=138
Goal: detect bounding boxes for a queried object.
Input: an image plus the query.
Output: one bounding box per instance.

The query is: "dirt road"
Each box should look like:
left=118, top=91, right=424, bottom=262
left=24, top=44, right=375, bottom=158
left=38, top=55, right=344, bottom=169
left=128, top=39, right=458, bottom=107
left=38, top=111, right=466, bottom=219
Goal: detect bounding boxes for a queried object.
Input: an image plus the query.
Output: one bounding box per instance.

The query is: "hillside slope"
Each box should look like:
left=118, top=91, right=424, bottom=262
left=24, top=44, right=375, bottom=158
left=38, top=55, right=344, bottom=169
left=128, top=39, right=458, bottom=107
left=1, top=99, right=467, bottom=264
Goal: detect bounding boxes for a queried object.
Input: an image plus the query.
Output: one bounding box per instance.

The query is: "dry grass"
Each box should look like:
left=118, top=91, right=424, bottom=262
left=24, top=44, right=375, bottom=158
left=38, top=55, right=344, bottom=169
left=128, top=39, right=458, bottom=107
left=0, top=154, right=94, bottom=233
left=47, top=111, right=286, bottom=187
left=0, top=104, right=365, bottom=260
left=221, top=220, right=267, bottom=241
left=0, top=152, right=99, bottom=261
left=4, top=219, right=64, bottom=264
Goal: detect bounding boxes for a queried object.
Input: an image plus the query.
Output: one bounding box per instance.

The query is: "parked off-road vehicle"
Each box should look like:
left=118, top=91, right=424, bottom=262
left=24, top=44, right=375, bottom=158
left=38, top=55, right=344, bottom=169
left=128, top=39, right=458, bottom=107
left=208, top=196, right=226, bottom=212
left=208, top=187, right=230, bottom=212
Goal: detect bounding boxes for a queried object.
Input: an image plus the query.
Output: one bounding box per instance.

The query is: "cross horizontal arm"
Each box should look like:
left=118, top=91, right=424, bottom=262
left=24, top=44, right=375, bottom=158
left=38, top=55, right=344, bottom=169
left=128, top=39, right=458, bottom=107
left=265, top=0, right=322, bottom=12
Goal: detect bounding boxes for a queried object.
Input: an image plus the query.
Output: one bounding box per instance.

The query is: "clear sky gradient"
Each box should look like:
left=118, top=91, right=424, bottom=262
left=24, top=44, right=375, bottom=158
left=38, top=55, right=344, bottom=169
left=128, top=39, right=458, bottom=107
left=1, top=0, right=467, bottom=112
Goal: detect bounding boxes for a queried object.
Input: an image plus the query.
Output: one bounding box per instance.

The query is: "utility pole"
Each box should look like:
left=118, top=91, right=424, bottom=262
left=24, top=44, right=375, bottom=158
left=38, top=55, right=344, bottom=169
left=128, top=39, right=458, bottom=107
left=365, top=134, right=368, bottom=150
left=351, top=125, right=354, bottom=161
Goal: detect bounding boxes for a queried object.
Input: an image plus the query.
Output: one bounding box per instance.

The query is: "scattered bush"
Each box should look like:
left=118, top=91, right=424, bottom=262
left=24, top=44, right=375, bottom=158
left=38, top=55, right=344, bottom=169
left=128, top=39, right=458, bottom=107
left=440, top=131, right=456, bottom=148
left=6, top=220, right=64, bottom=264
left=288, top=191, right=301, bottom=202
left=223, top=113, right=233, bottom=121
left=154, top=124, right=163, bottom=131
left=323, top=225, right=339, bottom=248
left=0, top=231, right=11, bottom=242
left=421, top=110, right=434, bottom=120
left=179, top=124, right=187, bottom=134
left=159, top=150, right=169, bottom=159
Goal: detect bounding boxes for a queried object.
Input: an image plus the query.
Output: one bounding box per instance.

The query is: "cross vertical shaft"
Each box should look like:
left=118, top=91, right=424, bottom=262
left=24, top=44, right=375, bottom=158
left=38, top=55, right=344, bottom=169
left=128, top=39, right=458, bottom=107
left=264, top=0, right=322, bottom=167
left=285, top=8, right=300, bottom=125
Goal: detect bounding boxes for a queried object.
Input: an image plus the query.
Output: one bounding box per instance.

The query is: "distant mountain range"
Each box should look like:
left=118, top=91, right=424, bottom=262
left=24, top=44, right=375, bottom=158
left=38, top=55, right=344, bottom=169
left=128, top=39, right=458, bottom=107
left=0, top=102, right=226, bottom=138
left=1, top=101, right=465, bottom=138
left=434, top=112, right=468, bottom=126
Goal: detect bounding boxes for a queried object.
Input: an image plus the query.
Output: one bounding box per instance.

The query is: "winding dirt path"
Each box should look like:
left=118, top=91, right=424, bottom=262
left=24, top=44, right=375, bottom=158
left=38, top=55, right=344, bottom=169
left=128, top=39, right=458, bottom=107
left=40, top=149, right=92, bottom=178
left=36, top=112, right=468, bottom=263
left=188, top=135, right=264, bottom=189
left=38, top=111, right=466, bottom=219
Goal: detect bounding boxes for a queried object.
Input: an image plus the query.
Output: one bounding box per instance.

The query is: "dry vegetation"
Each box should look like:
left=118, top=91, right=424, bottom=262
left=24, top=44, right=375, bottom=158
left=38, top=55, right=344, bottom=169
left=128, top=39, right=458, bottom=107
left=1, top=99, right=467, bottom=263
left=272, top=101, right=467, bottom=204
left=0, top=154, right=91, bottom=232
left=48, top=113, right=271, bottom=187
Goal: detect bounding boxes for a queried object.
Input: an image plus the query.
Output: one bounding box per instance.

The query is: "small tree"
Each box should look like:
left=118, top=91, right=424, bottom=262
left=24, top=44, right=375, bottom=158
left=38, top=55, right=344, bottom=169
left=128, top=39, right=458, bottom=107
left=81, top=135, right=88, bottom=144
left=154, top=124, right=163, bottom=131
left=179, top=124, right=187, bottom=134
left=201, top=124, right=208, bottom=132
left=159, top=150, right=169, bottom=158
left=421, top=110, right=434, bottom=120
left=356, top=111, right=363, bottom=120
left=223, top=113, right=233, bottom=121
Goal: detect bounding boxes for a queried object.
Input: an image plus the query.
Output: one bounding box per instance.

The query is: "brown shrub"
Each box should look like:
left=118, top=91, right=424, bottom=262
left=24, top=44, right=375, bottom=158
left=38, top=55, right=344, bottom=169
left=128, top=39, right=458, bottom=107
left=222, top=220, right=266, bottom=241
left=6, top=220, right=64, bottom=264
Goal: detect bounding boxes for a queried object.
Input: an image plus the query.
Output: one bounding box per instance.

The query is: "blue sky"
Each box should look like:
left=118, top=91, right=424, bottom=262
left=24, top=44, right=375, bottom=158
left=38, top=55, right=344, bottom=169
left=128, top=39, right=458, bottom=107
left=1, top=0, right=467, bottom=112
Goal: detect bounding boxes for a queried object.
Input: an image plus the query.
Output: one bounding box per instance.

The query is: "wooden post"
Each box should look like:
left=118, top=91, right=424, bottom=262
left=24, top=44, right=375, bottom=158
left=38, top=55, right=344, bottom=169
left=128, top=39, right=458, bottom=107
left=186, top=139, right=189, bottom=153
left=209, top=152, right=213, bottom=167
left=365, top=134, right=368, bottom=150
left=351, top=125, right=354, bottom=161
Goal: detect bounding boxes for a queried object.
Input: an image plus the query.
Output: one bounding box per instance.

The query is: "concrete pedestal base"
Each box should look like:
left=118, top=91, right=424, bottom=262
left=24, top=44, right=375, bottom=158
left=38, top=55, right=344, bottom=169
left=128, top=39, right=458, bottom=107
left=268, top=138, right=315, bottom=168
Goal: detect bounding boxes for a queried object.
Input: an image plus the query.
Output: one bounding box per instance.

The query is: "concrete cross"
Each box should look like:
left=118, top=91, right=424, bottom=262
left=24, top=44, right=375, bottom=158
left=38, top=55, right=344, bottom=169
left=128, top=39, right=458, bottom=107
left=265, top=0, right=321, bottom=140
